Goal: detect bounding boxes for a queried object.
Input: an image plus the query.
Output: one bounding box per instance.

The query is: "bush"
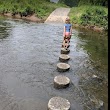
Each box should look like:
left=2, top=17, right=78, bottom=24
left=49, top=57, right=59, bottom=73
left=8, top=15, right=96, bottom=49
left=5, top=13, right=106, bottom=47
left=0, top=0, right=66, bottom=18
left=76, top=6, right=108, bottom=30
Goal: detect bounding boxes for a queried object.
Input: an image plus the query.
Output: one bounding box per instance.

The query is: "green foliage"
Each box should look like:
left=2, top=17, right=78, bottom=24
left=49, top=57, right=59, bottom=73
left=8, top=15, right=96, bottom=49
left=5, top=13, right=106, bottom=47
left=78, top=31, right=108, bottom=72
left=78, top=0, right=108, bottom=7
left=59, top=0, right=79, bottom=7
left=80, top=7, right=108, bottom=28
left=0, top=0, right=66, bottom=18
left=69, top=5, right=108, bottom=30
left=59, top=0, right=108, bottom=7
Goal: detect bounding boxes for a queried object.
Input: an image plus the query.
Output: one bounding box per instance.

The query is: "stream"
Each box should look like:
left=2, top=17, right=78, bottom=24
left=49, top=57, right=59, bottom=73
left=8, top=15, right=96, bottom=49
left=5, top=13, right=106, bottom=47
left=0, top=17, right=108, bottom=110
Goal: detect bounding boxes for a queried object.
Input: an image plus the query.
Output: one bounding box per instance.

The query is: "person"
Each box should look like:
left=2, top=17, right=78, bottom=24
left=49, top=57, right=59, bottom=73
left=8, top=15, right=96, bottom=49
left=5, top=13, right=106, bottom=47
left=62, top=37, right=70, bottom=48
left=63, top=17, right=72, bottom=49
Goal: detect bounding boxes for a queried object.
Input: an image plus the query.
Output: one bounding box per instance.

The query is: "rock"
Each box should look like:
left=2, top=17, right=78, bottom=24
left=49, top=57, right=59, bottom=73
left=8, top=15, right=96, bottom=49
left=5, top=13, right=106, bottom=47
left=92, top=75, right=103, bottom=82
left=57, top=63, right=70, bottom=72
left=54, top=75, right=70, bottom=89
left=48, top=96, right=70, bottom=110
left=91, top=99, right=104, bottom=109
left=61, top=48, right=70, bottom=54
left=93, top=26, right=104, bottom=33
left=59, top=54, right=70, bottom=62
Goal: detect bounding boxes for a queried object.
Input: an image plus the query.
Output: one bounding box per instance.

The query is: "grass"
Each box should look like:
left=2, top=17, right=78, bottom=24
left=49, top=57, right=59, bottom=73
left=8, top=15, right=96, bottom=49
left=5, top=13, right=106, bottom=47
left=69, top=5, right=108, bottom=30
left=0, top=0, right=68, bottom=19
left=0, top=1, right=108, bottom=31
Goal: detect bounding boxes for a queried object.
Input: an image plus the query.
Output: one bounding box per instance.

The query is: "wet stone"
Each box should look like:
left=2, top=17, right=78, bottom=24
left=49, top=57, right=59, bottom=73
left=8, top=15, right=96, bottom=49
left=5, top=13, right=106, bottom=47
left=91, top=99, right=104, bottom=109
left=59, top=54, right=70, bottom=62
left=54, top=75, right=70, bottom=89
left=61, top=48, right=70, bottom=54
left=48, top=96, right=70, bottom=110
left=92, top=75, right=103, bottom=83
left=57, top=63, right=70, bottom=72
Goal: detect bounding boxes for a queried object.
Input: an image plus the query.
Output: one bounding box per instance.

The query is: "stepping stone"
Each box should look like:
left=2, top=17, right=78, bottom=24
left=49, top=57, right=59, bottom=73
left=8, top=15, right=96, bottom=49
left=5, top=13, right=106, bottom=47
left=57, top=63, right=70, bottom=72
left=48, top=96, right=70, bottom=110
left=92, top=75, right=103, bottom=82
left=61, top=48, right=70, bottom=54
left=59, top=54, right=70, bottom=62
left=54, top=75, right=70, bottom=89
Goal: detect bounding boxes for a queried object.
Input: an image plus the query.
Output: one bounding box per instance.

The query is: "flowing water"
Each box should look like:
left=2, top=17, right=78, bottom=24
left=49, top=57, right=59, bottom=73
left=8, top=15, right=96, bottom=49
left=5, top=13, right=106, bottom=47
left=0, top=17, right=108, bottom=110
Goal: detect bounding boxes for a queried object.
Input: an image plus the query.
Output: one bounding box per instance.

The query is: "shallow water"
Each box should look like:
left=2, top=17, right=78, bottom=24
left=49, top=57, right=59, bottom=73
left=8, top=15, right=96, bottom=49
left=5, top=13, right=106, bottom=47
left=0, top=18, right=108, bottom=110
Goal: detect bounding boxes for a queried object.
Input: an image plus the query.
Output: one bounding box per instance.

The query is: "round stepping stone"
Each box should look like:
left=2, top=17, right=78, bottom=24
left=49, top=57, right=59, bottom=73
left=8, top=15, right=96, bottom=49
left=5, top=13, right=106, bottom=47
left=48, top=96, right=70, bottom=110
left=54, top=75, right=70, bottom=89
left=57, top=63, right=70, bottom=72
left=61, top=48, right=70, bottom=54
left=59, top=54, right=70, bottom=62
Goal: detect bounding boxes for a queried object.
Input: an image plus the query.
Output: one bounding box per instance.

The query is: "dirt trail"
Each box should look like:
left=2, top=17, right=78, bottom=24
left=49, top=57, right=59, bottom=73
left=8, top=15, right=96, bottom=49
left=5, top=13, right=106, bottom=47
left=45, top=7, right=71, bottom=23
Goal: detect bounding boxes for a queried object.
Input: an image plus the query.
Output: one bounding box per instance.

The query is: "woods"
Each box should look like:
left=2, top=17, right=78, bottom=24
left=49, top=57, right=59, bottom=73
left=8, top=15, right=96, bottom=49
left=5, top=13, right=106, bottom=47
left=59, top=0, right=108, bottom=7
left=78, top=0, right=108, bottom=7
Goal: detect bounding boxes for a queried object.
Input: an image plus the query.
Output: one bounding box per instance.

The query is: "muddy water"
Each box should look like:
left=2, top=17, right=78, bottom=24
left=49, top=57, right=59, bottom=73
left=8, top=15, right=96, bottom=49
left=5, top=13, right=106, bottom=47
left=0, top=18, right=108, bottom=110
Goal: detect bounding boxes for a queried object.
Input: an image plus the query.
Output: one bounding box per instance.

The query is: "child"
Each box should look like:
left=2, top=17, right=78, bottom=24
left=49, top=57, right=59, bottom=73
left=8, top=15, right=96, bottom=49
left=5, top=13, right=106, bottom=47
left=63, top=17, right=72, bottom=49
left=62, top=38, right=70, bottom=49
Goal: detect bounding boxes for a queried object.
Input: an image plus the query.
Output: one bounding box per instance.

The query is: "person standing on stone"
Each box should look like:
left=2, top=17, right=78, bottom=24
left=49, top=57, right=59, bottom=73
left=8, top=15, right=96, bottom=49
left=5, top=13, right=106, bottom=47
left=63, top=17, right=72, bottom=49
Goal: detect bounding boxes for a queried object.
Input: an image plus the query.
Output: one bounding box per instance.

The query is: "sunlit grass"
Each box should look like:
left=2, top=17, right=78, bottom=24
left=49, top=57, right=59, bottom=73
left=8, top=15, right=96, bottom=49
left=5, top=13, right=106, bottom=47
left=69, top=5, right=108, bottom=30
left=0, top=0, right=67, bottom=18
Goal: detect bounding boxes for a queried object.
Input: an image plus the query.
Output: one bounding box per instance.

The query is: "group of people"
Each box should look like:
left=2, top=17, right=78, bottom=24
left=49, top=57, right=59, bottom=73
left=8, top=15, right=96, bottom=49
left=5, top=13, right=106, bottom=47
left=62, top=16, right=72, bottom=49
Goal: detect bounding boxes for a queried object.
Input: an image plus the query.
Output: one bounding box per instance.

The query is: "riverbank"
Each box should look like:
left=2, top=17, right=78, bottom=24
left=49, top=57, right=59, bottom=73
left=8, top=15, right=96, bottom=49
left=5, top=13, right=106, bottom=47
left=69, top=5, right=108, bottom=33
left=73, top=23, right=105, bottom=33
left=0, top=1, right=108, bottom=33
left=0, top=12, right=106, bottom=33
left=0, top=0, right=67, bottom=22
left=0, top=13, right=45, bottom=23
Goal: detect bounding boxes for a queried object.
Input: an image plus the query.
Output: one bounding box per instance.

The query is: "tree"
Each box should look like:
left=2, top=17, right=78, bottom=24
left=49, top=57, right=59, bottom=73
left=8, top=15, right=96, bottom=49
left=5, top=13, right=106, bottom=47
left=59, top=0, right=79, bottom=7
left=78, top=0, right=108, bottom=7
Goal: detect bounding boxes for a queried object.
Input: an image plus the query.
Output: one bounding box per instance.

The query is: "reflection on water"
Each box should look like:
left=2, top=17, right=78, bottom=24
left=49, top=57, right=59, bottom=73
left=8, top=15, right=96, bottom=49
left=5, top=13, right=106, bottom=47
left=0, top=18, right=108, bottom=110
left=0, top=21, right=11, bottom=39
left=78, top=28, right=108, bottom=73
left=75, top=28, right=108, bottom=110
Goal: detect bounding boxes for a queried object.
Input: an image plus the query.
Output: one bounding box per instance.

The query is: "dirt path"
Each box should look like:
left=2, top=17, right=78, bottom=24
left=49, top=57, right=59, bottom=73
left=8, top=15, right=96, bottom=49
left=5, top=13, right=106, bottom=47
left=45, top=7, right=71, bottom=23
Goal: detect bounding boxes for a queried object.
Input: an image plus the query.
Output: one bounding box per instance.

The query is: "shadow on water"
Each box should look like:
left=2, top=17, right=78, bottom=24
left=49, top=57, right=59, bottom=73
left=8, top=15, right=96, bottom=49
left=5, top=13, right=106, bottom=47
left=74, top=28, right=108, bottom=110
left=0, top=18, right=108, bottom=110
left=0, top=18, right=12, bottom=39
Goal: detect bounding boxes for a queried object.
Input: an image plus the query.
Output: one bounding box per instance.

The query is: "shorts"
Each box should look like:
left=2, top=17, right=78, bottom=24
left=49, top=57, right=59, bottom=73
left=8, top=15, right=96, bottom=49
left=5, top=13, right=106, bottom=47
left=65, top=32, right=71, bottom=36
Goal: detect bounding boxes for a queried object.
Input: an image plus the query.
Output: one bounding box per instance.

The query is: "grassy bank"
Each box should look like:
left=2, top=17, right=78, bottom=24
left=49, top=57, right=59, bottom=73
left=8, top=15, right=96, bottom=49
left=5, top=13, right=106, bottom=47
left=0, top=1, right=108, bottom=32
left=0, top=0, right=67, bottom=19
left=69, top=5, right=108, bottom=31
